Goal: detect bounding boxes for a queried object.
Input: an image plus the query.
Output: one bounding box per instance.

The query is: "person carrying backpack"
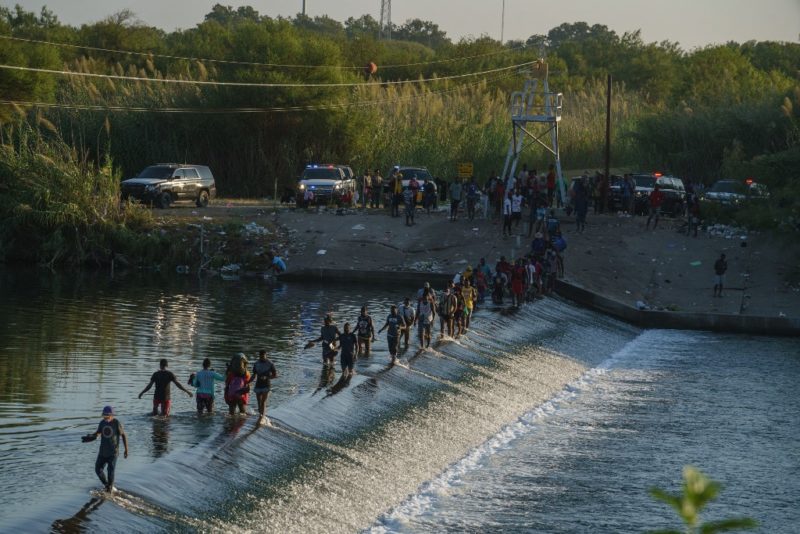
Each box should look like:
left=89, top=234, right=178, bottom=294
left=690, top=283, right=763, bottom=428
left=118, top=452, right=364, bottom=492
left=355, top=305, right=376, bottom=357
left=224, top=353, right=251, bottom=416
left=438, top=285, right=457, bottom=338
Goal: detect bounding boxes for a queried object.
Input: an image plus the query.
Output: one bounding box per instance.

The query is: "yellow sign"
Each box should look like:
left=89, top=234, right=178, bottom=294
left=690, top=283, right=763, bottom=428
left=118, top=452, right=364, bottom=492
left=457, top=162, right=474, bottom=178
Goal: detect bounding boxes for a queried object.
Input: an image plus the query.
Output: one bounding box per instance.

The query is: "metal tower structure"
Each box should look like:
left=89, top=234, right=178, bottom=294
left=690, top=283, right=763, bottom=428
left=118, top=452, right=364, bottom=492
left=379, top=0, right=392, bottom=40
left=500, top=61, right=567, bottom=206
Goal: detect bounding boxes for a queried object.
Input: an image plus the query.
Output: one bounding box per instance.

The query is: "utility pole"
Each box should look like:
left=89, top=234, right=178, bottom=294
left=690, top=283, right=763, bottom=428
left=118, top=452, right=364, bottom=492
left=379, top=0, right=392, bottom=40
left=501, top=0, right=505, bottom=43
left=302, top=0, right=306, bottom=16
left=604, top=74, right=612, bottom=187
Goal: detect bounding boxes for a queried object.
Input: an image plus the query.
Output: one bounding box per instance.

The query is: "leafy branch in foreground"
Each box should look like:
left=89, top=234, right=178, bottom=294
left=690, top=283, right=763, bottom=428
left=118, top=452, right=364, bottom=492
left=648, top=466, right=756, bottom=534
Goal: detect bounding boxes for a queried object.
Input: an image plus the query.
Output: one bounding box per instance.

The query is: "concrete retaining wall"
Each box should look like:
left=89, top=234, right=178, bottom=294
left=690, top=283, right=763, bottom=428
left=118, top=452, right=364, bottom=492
left=554, top=279, right=800, bottom=337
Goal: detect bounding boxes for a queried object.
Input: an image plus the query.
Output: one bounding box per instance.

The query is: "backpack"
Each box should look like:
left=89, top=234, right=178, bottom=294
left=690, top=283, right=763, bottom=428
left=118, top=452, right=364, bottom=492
left=440, top=293, right=454, bottom=315
left=554, top=236, right=567, bottom=252
left=228, top=353, right=248, bottom=377
left=418, top=300, right=433, bottom=323
left=228, top=375, right=248, bottom=399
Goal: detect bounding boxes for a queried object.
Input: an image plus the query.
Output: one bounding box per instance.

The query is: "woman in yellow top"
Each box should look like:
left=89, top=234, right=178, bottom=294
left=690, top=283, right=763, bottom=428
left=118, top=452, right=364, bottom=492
left=461, top=279, right=478, bottom=331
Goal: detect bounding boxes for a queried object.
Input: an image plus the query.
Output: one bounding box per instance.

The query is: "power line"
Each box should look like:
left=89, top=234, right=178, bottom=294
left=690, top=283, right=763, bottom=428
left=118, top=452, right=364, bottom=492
left=0, top=60, right=535, bottom=88
left=0, top=72, right=513, bottom=114
left=0, top=34, right=527, bottom=70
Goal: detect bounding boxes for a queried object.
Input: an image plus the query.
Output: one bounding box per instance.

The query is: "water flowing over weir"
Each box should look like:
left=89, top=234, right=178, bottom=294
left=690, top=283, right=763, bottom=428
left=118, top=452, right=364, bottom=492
left=41, top=297, right=638, bottom=533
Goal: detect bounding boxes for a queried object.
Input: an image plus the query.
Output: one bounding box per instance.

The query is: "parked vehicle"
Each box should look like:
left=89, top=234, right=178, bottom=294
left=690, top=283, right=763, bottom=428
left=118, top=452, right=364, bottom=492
left=632, top=172, right=686, bottom=216
left=296, top=164, right=356, bottom=207
left=701, top=179, right=770, bottom=206
left=606, top=175, right=626, bottom=212
left=383, top=166, right=437, bottom=207
left=121, top=164, right=216, bottom=208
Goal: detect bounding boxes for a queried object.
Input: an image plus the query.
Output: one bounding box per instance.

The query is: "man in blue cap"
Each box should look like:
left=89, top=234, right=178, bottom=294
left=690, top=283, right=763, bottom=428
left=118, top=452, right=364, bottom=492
left=82, top=406, right=128, bottom=493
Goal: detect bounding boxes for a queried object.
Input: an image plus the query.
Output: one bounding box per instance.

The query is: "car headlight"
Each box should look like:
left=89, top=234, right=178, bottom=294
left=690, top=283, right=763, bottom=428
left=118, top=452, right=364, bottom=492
left=298, top=183, right=305, bottom=191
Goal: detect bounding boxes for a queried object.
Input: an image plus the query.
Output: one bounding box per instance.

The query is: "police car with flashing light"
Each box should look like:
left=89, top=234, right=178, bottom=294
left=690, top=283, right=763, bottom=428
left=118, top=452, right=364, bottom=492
left=296, top=164, right=356, bottom=207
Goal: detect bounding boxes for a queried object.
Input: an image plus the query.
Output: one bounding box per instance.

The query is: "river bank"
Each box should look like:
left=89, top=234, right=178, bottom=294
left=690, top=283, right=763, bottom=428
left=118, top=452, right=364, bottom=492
left=268, top=203, right=800, bottom=318
left=11, top=198, right=798, bottom=326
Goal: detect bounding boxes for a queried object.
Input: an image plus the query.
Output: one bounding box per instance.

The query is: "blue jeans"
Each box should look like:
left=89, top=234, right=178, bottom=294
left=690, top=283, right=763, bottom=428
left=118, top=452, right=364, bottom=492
left=95, top=454, right=117, bottom=488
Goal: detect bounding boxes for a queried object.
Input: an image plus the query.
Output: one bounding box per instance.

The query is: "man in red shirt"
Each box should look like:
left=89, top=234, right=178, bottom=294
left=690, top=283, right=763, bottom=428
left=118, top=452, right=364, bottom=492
left=646, top=185, right=665, bottom=229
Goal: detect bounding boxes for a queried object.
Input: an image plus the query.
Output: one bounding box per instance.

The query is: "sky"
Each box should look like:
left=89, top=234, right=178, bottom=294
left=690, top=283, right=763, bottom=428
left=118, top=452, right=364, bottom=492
left=6, top=0, right=800, bottom=50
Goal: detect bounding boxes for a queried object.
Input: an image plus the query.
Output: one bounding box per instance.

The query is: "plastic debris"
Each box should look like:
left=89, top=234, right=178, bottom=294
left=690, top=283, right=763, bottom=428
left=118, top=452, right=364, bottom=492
left=690, top=261, right=702, bottom=267
left=317, top=249, right=327, bottom=255
left=243, top=222, right=270, bottom=236
left=351, top=224, right=365, bottom=230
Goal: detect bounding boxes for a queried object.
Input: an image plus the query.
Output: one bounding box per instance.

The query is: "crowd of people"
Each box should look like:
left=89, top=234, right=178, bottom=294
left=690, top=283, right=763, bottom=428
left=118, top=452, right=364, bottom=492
left=83, top=352, right=279, bottom=493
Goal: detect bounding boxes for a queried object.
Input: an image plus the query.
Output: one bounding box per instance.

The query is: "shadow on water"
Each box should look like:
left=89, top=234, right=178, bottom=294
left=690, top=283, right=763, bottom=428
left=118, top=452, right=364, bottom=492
left=149, top=417, right=170, bottom=459
left=324, top=373, right=352, bottom=398
left=51, top=496, right=105, bottom=533
left=313, top=364, right=337, bottom=395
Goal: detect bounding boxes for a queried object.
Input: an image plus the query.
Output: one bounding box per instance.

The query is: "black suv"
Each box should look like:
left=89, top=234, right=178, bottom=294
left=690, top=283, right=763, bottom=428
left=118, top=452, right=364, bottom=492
left=121, top=164, right=217, bottom=208
left=632, top=173, right=686, bottom=216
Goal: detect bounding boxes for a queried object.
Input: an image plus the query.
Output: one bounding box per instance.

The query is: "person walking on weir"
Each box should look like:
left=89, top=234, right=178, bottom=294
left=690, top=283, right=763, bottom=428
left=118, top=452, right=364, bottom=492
left=378, top=305, right=406, bottom=364
left=81, top=406, right=128, bottom=493
left=249, top=350, right=277, bottom=425
left=138, top=358, right=193, bottom=416
left=189, top=358, right=224, bottom=415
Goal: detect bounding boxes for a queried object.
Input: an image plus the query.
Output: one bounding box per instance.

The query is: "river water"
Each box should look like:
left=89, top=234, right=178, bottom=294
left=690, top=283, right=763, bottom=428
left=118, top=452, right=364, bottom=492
left=0, top=269, right=797, bottom=533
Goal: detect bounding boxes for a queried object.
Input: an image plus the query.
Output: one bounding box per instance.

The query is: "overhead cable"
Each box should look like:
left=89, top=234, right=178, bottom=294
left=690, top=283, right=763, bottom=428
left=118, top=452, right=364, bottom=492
left=0, top=34, right=528, bottom=70
left=0, top=72, right=512, bottom=114
left=0, top=60, right=535, bottom=88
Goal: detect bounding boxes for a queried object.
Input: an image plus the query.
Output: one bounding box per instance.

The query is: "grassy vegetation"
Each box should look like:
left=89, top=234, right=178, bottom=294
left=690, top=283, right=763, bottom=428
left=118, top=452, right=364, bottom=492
left=0, top=7, right=798, bottom=266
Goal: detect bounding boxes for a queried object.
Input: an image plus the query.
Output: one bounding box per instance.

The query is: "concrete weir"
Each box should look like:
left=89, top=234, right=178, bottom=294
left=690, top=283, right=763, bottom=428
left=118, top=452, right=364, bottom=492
left=278, top=269, right=800, bottom=336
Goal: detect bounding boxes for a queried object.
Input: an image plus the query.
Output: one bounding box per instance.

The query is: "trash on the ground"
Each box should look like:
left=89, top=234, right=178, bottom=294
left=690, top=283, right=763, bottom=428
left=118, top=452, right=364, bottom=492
left=407, top=260, right=441, bottom=272
left=635, top=300, right=650, bottom=310
left=779, top=312, right=786, bottom=317
left=690, top=261, right=702, bottom=267
left=221, top=264, right=241, bottom=273
left=202, top=216, right=213, bottom=221
left=625, top=290, right=631, bottom=294
left=472, top=227, right=479, bottom=232
left=243, top=222, right=270, bottom=236
left=317, top=249, right=327, bottom=255
left=351, top=224, right=365, bottom=230
left=707, top=223, right=747, bottom=240
left=175, top=265, right=189, bottom=274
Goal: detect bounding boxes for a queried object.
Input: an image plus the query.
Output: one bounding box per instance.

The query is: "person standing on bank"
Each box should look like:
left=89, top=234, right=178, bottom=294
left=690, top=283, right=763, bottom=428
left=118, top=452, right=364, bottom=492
left=138, top=358, right=193, bottom=416
left=449, top=178, right=462, bottom=221
left=81, top=406, right=128, bottom=493
left=713, top=253, right=728, bottom=297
